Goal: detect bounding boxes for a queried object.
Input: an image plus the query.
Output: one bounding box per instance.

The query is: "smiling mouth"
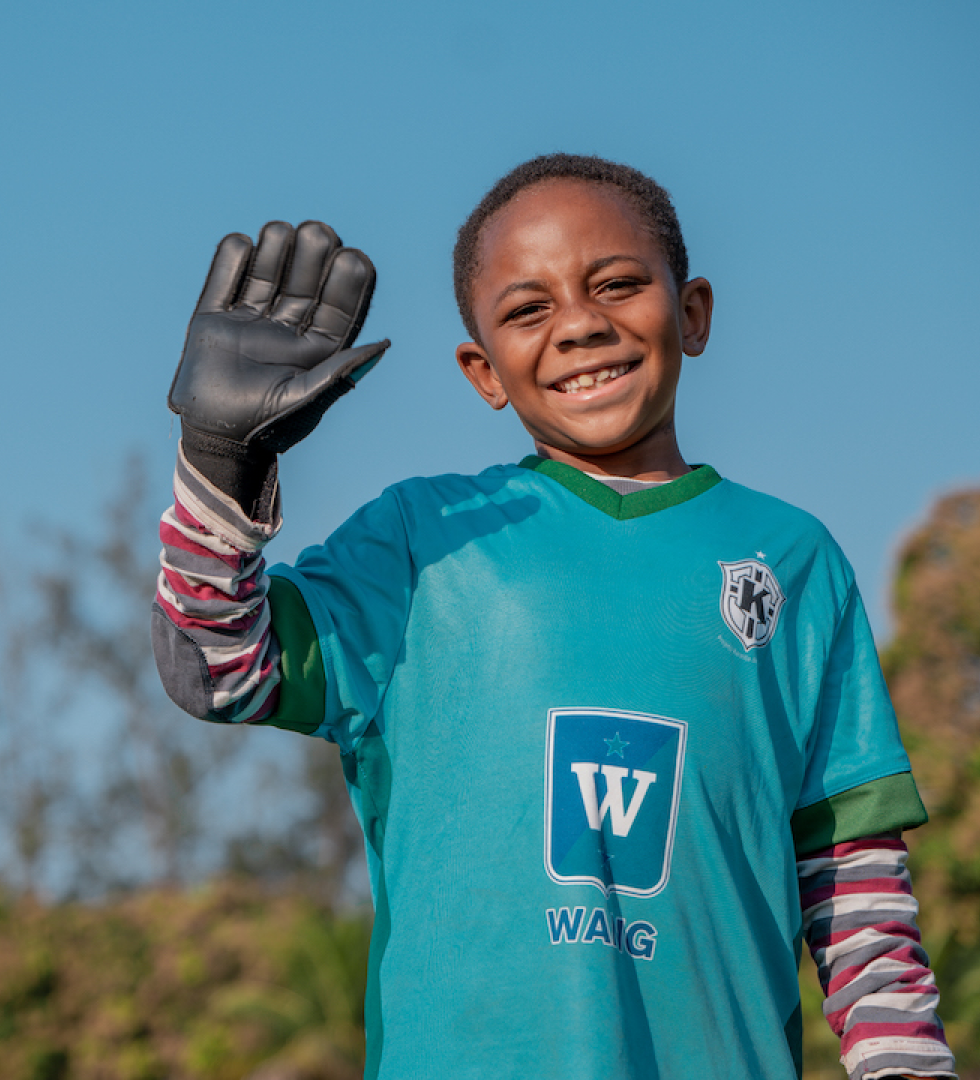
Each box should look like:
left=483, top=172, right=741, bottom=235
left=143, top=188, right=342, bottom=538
left=551, top=361, right=638, bottom=394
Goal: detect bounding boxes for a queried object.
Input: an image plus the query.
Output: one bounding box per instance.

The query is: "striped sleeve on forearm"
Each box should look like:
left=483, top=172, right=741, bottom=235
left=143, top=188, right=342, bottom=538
left=798, top=835, right=956, bottom=1080
left=152, top=443, right=283, bottom=724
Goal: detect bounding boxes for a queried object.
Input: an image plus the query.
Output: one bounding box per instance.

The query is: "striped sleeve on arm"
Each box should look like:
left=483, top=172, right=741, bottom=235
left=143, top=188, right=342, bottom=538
left=151, top=443, right=283, bottom=725
left=799, top=835, right=957, bottom=1080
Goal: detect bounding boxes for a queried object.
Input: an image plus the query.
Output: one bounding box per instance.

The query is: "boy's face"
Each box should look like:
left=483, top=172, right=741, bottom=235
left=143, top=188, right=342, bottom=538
left=456, top=180, right=712, bottom=479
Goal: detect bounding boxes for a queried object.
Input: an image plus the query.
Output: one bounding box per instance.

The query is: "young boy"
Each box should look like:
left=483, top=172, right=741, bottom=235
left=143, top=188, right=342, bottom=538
left=154, top=155, right=956, bottom=1079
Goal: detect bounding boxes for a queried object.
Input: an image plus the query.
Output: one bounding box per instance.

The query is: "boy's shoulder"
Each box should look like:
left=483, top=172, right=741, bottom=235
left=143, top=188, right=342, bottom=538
left=332, top=463, right=535, bottom=540
left=710, top=471, right=850, bottom=548
left=713, top=474, right=839, bottom=535
left=705, top=475, right=858, bottom=603
left=386, top=462, right=526, bottom=498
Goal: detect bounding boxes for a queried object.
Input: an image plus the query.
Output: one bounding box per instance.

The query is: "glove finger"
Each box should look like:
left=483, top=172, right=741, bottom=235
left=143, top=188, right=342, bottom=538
left=307, top=248, right=377, bottom=347
left=250, top=340, right=390, bottom=452
left=270, top=220, right=341, bottom=328
left=239, top=221, right=294, bottom=314
left=350, top=352, right=383, bottom=383
left=290, top=340, right=389, bottom=401
left=276, top=341, right=389, bottom=418
left=196, top=233, right=253, bottom=314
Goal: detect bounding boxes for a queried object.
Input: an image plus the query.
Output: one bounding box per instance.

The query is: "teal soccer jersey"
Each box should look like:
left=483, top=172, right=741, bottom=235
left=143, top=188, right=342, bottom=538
left=267, top=461, right=925, bottom=1080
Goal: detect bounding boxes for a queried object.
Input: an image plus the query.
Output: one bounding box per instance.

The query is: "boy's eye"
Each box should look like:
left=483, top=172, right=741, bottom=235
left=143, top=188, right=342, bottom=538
left=504, top=301, right=549, bottom=324
left=598, top=277, right=643, bottom=296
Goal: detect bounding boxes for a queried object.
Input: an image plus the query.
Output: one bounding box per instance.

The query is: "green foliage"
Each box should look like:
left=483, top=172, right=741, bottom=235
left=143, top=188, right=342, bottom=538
left=0, top=884, right=371, bottom=1080
left=881, top=489, right=980, bottom=1070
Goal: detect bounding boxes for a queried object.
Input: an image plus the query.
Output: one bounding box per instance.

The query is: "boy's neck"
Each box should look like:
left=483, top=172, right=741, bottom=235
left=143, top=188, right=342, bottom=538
left=532, top=431, right=690, bottom=483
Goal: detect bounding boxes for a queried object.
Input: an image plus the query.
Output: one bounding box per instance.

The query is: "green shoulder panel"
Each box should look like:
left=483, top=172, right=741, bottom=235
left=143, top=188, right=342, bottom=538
left=259, top=575, right=326, bottom=735
left=518, top=456, right=722, bottom=520
left=791, top=772, right=928, bottom=855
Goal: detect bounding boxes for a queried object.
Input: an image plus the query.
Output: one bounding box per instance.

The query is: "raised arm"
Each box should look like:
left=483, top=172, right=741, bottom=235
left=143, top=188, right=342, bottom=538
left=153, top=220, right=388, bottom=722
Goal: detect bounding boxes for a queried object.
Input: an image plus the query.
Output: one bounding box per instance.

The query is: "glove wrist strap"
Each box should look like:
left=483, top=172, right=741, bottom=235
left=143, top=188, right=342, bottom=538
left=180, top=426, right=278, bottom=524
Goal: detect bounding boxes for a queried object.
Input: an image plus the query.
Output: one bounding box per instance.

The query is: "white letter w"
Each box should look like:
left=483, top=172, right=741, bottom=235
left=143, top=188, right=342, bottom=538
left=570, top=763, right=657, bottom=837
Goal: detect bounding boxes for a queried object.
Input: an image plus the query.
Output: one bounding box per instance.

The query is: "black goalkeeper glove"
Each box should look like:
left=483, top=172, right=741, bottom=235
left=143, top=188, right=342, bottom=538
left=168, top=219, right=389, bottom=518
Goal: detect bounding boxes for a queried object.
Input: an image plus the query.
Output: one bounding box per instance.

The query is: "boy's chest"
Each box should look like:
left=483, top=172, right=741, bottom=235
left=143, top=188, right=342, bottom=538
left=385, top=509, right=830, bottom=840
left=402, top=504, right=825, bottom=707
left=369, top=511, right=825, bottom=954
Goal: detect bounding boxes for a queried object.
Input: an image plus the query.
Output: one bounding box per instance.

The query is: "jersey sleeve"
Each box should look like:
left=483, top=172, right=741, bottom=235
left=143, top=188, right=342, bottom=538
left=252, top=574, right=327, bottom=735
left=267, top=486, right=415, bottom=753
left=792, top=578, right=927, bottom=855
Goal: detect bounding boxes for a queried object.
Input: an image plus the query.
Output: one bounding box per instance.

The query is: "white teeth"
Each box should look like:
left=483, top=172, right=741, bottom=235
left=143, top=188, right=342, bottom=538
left=555, top=363, right=632, bottom=394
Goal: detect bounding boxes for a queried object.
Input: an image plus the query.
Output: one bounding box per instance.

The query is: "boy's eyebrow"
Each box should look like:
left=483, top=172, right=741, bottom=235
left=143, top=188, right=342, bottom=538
left=492, top=256, right=649, bottom=308
left=587, top=255, right=648, bottom=274
left=494, top=279, right=548, bottom=307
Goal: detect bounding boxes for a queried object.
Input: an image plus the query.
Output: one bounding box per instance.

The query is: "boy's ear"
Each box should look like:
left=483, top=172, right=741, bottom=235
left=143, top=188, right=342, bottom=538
left=679, top=277, right=713, bottom=358
left=456, top=342, right=509, bottom=410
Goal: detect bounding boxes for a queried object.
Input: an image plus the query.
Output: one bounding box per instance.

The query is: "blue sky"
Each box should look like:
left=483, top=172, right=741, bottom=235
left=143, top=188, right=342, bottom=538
left=3, top=0, right=978, bottom=637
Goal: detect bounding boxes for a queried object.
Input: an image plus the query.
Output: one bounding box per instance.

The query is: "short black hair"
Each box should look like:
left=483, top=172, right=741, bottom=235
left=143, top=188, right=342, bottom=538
left=453, top=153, right=689, bottom=342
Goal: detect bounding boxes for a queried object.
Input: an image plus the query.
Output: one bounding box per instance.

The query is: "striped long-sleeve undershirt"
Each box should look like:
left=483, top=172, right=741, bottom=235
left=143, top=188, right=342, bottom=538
left=153, top=443, right=283, bottom=724
left=153, top=447, right=956, bottom=1079
left=799, top=835, right=955, bottom=1079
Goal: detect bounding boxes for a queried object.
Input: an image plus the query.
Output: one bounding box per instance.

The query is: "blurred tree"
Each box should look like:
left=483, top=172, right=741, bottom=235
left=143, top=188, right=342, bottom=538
left=224, top=742, right=368, bottom=907
left=2, top=452, right=367, bottom=903
left=881, top=486, right=980, bottom=1066
left=29, top=454, right=227, bottom=888
left=0, top=567, right=69, bottom=899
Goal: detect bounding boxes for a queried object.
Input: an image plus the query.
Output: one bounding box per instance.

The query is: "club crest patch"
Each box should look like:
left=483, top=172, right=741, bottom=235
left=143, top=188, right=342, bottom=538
left=718, top=558, right=785, bottom=650
left=545, top=708, right=686, bottom=898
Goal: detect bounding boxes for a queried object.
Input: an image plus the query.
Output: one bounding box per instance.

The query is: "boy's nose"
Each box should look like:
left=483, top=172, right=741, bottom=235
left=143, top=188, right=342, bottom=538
left=552, top=301, right=614, bottom=349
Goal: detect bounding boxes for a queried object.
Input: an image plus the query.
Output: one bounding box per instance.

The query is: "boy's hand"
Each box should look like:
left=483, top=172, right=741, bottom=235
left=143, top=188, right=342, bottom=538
left=168, top=220, right=389, bottom=511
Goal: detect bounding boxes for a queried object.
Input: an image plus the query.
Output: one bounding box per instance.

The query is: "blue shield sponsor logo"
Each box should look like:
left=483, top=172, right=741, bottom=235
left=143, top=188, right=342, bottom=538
left=545, top=708, right=687, bottom=897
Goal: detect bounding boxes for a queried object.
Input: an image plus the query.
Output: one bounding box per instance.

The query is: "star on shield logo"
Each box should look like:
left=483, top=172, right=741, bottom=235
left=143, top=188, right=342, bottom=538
left=718, top=559, right=785, bottom=650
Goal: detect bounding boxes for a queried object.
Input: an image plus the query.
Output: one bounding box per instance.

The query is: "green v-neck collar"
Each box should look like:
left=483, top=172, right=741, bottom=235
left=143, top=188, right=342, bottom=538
left=518, top=456, right=722, bottom=521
